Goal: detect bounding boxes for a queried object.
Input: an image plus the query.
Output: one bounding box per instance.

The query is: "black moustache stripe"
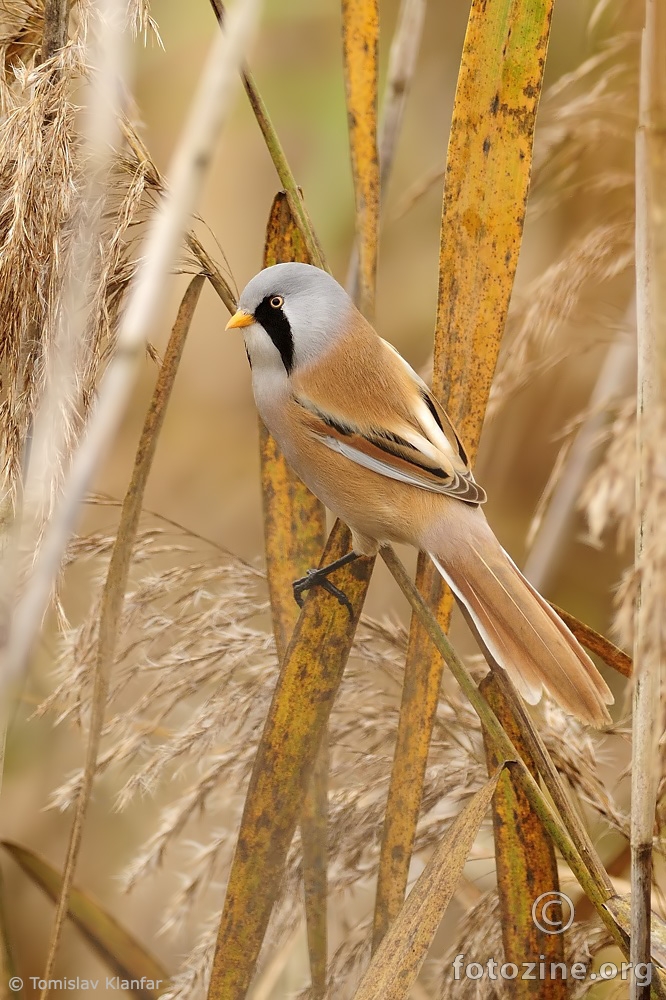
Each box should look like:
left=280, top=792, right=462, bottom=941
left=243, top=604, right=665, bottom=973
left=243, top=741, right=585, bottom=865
left=254, top=296, right=294, bottom=374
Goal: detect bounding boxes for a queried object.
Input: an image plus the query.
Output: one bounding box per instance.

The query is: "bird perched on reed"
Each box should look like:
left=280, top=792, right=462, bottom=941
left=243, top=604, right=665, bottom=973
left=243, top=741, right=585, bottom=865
left=227, top=262, right=613, bottom=727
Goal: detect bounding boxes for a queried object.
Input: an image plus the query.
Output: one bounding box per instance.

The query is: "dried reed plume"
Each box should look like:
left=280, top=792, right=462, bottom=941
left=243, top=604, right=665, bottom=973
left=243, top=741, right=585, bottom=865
left=39, top=511, right=625, bottom=999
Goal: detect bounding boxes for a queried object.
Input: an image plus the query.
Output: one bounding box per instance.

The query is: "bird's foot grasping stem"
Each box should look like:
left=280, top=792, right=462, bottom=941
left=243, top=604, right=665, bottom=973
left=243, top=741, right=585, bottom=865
left=292, top=551, right=360, bottom=615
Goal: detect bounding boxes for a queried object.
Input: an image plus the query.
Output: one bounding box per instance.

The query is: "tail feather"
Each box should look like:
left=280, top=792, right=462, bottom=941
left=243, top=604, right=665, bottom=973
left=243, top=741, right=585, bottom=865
left=429, top=535, right=613, bottom=728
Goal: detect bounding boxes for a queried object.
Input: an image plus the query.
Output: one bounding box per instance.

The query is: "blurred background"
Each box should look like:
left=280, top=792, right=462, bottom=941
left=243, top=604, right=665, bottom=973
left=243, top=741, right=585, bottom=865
left=2, top=0, right=640, bottom=996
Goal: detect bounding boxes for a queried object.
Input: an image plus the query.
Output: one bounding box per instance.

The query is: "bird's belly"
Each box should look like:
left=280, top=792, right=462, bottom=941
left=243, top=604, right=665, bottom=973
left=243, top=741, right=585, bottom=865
left=260, top=407, right=432, bottom=551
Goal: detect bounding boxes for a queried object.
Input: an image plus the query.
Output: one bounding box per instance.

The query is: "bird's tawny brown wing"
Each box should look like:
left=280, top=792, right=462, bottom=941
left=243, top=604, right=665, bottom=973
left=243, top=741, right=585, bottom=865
left=291, top=334, right=486, bottom=505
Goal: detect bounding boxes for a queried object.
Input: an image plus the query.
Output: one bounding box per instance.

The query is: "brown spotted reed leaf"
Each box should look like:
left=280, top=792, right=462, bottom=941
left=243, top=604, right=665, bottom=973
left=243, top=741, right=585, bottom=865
left=373, top=0, right=557, bottom=957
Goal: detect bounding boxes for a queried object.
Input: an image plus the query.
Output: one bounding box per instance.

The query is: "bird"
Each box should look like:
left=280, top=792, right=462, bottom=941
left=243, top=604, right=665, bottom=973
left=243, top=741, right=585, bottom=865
left=226, top=261, right=613, bottom=727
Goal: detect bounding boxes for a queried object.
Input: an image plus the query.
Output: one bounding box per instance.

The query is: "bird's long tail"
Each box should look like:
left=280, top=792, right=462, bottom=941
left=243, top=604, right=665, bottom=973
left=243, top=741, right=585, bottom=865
left=428, top=523, right=613, bottom=727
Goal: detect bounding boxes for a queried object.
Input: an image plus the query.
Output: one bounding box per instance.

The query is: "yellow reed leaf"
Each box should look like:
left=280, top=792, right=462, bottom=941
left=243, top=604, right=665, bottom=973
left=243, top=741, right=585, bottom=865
left=342, top=0, right=380, bottom=316
left=481, top=675, right=567, bottom=1000
left=435, top=0, right=554, bottom=439
left=207, top=521, right=374, bottom=1000
left=374, top=0, right=555, bottom=947
left=301, top=729, right=329, bottom=998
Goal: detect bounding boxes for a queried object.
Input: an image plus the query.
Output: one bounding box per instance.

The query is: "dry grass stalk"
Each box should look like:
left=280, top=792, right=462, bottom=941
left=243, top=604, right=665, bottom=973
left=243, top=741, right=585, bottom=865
left=0, top=52, right=68, bottom=727
left=0, top=39, right=81, bottom=496
left=2, top=0, right=259, bottom=701
left=40, top=0, right=69, bottom=64
left=631, top=1, right=666, bottom=994
left=208, top=0, right=325, bottom=271
left=345, top=0, right=427, bottom=302
left=0, top=0, right=136, bottom=812
left=524, top=303, right=635, bottom=592
left=0, top=3, right=180, bottom=679
left=40, top=276, right=204, bottom=999
left=0, top=2, right=44, bottom=92
left=30, top=2, right=134, bottom=980
left=126, top=0, right=161, bottom=45
left=352, top=771, right=504, bottom=1000
left=341, top=0, right=379, bottom=317
left=22, top=0, right=128, bottom=592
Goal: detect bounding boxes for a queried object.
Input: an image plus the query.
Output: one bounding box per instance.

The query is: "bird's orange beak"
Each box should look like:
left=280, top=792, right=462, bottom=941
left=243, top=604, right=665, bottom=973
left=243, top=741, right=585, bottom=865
left=226, top=309, right=255, bottom=330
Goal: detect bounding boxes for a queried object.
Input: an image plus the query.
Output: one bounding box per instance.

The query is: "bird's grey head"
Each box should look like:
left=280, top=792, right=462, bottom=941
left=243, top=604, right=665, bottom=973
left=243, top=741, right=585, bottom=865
left=226, top=263, right=353, bottom=376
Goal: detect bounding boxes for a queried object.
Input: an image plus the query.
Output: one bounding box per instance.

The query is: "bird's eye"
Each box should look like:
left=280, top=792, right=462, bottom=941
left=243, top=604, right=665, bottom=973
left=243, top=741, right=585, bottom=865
left=270, top=295, right=283, bottom=309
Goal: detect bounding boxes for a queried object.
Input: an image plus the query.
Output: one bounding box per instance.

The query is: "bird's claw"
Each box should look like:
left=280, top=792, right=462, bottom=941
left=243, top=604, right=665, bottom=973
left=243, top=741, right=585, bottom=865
left=292, top=568, right=354, bottom=617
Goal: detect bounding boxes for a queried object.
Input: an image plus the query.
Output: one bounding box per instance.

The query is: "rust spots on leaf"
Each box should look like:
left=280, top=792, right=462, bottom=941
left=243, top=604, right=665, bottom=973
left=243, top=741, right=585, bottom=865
left=342, top=0, right=380, bottom=317
left=435, top=0, right=555, bottom=450
left=208, top=521, right=373, bottom=1000
left=373, top=0, right=555, bottom=954
left=461, top=207, right=484, bottom=241
left=481, top=676, right=567, bottom=1000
